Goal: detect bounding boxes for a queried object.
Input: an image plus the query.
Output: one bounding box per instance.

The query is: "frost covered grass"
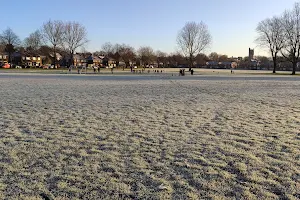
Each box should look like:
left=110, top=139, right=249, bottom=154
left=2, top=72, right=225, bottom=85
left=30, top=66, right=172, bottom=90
left=0, top=67, right=295, bottom=75
left=0, top=74, right=299, bottom=199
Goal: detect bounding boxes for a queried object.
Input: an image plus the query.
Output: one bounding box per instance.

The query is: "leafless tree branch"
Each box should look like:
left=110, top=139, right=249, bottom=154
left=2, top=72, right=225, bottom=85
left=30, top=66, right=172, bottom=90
left=256, top=16, right=285, bottom=73
left=63, top=21, right=88, bottom=66
left=42, top=20, right=64, bottom=66
left=177, top=21, right=212, bottom=68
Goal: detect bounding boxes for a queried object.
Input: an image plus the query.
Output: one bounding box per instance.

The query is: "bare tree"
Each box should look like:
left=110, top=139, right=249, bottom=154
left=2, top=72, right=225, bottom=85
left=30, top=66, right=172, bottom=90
left=167, top=52, right=187, bottom=67
left=177, top=21, right=212, bottom=70
left=218, top=55, right=229, bottom=62
left=156, top=50, right=167, bottom=67
left=24, top=30, right=43, bottom=52
left=195, top=53, right=209, bottom=66
left=101, top=42, right=113, bottom=56
left=42, top=20, right=64, bottom=67
left=256, top=16, right=285, bottom=73
left=208, top=52, right=219, bottom=61
left=93, top=51, right=106, bottom=57
left=112, top=44, right=122, bottom=67
left=63, top=21, right=88, bottom=66
left=0, top=28, right=21, bottom=64
left=138, top=46, right=155, bottom=66
left=281, top=3, right=300, bottom=75
left=119, top=44, right=136, bottom=68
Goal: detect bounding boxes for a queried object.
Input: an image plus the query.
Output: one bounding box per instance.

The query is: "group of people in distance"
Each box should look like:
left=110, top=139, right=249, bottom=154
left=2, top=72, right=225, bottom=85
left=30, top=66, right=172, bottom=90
left=66, top=65, right=208, bottom=76
left=179, top=68, right=194, bottom=76
left=93, top=66, right=101, bottom=73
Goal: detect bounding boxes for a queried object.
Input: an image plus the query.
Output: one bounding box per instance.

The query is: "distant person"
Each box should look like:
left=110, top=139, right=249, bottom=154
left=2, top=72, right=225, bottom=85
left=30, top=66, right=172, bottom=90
left=111, top=67, right=114, bottom=74
left=191, top=69, right=194, bottom=75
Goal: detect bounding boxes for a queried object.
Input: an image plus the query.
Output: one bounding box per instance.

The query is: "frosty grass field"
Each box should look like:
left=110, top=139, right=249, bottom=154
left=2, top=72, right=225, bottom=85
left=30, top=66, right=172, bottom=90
left=0, top=72, right=299, bottom=199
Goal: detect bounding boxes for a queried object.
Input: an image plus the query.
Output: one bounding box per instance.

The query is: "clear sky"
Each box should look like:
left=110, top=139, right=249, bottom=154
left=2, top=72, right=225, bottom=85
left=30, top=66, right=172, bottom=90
left=0, top=0, right=296, bottom=57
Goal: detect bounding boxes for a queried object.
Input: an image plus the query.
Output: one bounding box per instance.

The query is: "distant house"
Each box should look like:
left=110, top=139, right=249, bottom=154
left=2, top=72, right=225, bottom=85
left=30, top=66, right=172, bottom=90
left=218, top=61, right=232, bottom=69
left=206, top=61, right=237, bottom=69
left=206, top=61, right=219, bottom=68
left=119, top=61, right=126, bottom=67
left=278, top=61, right=294, bottom=71
left=249, top=59, right=260, bottom=70
left=102, top=56, right=116, bottom=67
left=23, top=55, right=42, bottom=67
left=0, top=52, right=9, bottom=64
left=73, top=54, right=85, bottom=66
left=12, top=52, right=42, bottom=67
left=49, top=53, right=63, bottom=66
left=62, top=53, right=104, bottom=67
left=85, top=55, right=102, bottom=67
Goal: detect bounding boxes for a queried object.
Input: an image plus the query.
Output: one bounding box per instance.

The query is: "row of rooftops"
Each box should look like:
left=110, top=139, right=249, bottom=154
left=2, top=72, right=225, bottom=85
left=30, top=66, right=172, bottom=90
left=0, top=51, right=117, bottom=62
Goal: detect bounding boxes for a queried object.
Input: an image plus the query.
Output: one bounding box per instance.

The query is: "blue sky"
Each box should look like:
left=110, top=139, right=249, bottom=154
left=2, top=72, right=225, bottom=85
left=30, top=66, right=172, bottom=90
left=0, top=0, right=296, bottom=57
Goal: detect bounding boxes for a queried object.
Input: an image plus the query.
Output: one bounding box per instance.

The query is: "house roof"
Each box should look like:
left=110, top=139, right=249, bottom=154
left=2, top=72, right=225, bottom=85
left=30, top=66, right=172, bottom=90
left=73, top=54, right=84, bottom=60
left=85, top=55, right=102, bottom=62
left=92, top=56, right=101, bottom=61
left=219, top=62, right=232, bottom=65
left=206, top=61, right=218, bottom=65
left=10, top=51, right=41, bottom=57
left=49, top=53, right=62, bottom=58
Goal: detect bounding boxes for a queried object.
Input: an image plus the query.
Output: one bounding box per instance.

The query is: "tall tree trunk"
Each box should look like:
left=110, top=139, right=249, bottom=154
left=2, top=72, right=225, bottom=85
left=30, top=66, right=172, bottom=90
left=53, top=45, right=56, bottom=67
left=8, top=52, right=11, bottom=65
left=70, top=51, right=74, bottom=66
left=272, top=55, right=277, bottom=74
left=292, top=61, right=296, bottom=75
left=189, top=53, right=193, bottom=71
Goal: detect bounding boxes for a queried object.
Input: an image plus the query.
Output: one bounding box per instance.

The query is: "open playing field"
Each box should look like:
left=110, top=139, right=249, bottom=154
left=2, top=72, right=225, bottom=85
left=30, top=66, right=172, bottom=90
left=0, top=73, right=299, bottom=199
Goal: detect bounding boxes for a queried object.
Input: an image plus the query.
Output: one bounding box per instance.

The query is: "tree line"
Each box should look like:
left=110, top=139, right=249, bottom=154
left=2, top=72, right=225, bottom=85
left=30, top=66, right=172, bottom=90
left=0, top=20, right=88, bottom=67
left=0, top=19, right=214, bottom=68
left=256, top=2, right=300, bottom=75
left=3, top=16, right=296, bottom=71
